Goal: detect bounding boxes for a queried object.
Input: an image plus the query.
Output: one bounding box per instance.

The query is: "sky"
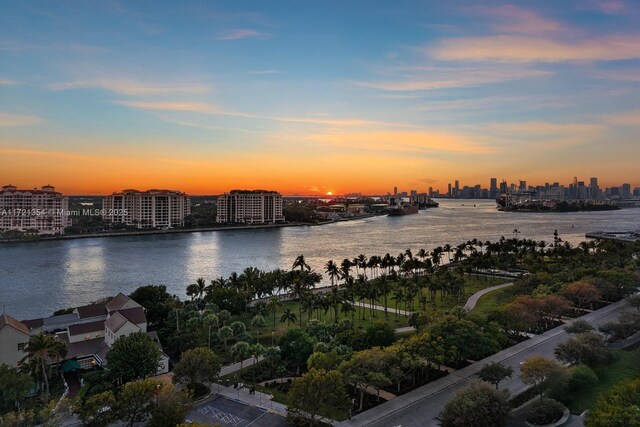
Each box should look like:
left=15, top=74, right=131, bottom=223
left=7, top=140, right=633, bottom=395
left=1, top=0, right=639, bottom=195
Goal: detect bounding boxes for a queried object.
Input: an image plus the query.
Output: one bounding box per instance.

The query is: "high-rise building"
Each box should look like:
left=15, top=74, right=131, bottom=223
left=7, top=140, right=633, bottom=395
left=519, top=180, right=527, bottom=191
left=393, top=186, right=398, bottom=196
left=216, top=190, right=285, bottom=224
left=0, top=184, right=70, bottom=234
left=102, top=189, right=190, bottom=229
left=490, top=178, right=497, bottom=197
left=622, top=183, right=632, bottom=199
left=447, top=183, right=452, bottom=197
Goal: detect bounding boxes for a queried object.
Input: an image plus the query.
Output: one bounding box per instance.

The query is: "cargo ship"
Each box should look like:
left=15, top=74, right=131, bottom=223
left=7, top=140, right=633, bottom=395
left=387, top=197, right=419, bottom=216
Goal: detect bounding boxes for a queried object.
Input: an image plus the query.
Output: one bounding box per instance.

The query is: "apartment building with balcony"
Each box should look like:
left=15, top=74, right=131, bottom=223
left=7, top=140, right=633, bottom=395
left=0, top=184, right=70, bottom=235
left=102, top=189, right=191, bottom=229
left=216, top=190, right=285, bottom=224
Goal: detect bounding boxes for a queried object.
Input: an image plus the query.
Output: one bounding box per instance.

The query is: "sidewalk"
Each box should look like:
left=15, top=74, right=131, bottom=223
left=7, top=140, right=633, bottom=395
left=464, top=282, right=514, bottom=311
left=220, top=355, right=264, bottom=376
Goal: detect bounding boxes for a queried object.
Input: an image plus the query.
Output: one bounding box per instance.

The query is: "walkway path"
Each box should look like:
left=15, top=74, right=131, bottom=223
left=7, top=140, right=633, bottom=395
left=219, top=355, right=264, bottom=377
left=463, top=282, right=514, bottom=311
left=339, top=296, right=630, bottom=427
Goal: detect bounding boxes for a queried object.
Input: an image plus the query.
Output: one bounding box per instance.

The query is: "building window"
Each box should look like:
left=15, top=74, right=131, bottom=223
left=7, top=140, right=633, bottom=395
left=18, top=342, right=26, bottom=351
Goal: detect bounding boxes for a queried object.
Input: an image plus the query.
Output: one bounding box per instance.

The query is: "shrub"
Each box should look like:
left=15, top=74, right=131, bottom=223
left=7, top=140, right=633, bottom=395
left=190, top=382, right=210, bottom=400
left=568, top=365, right=599, bottom=392
left=526, top=398, right=565, bottom=425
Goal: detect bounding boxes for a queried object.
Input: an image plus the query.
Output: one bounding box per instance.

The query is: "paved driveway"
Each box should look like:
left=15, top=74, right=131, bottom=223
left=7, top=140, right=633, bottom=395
left=188, top=395, right=290, bottom=427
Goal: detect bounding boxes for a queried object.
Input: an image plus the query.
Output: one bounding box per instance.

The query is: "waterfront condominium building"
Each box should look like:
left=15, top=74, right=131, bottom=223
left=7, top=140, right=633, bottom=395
left=102, top=189, right=191, bottom=229
left=216, top=190, right=285, bottom=224
left=0, top=184, right=70, bottom=234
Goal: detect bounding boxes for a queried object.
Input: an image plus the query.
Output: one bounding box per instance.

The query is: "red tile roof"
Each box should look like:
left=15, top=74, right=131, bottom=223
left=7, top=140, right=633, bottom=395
left=105, top=293, right=131, bottom=312
left=75, top=304, right=108, bottom=319
left=117, top=307, right=147, bottom=325
left=22, top=318, right=44, bottom=329
left=68, top=320, right=105, bottom=336
left=104, top=312, right=130, bottom=333
left=0, top=313, right=30, bottom=335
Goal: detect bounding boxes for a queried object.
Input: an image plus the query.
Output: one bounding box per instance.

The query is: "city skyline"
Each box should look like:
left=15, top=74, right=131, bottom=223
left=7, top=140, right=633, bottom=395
left=2, top=1, right=640, bottom=194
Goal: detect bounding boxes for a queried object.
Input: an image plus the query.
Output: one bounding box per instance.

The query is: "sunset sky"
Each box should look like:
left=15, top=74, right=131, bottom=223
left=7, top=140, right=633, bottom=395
left=1, top=0, right=639, bottom=195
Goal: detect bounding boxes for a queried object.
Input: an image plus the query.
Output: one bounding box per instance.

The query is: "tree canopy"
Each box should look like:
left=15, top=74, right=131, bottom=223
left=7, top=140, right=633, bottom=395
left=106, top=332, right=161, bottom=383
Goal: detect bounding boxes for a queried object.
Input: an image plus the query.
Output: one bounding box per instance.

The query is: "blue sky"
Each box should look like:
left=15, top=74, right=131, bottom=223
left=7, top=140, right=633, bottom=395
left=1, top=0, right=639, bottom=194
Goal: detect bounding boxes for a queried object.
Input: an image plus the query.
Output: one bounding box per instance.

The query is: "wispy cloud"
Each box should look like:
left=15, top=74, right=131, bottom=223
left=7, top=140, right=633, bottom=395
left=429, top=35, right=640, bottom=63
left=583, top=0, right=627, bottom=14
left=0, top=113, right=44, bottom=127
left=471, top=4, right=567, bottom=35
left=0, top=77, right=17, bottom=85
left=483, top=121, right=606, bottom=135
left=356, top=67, right=549, bottom=91
left=50, top=79, right=212, bottom=96
left=591, top=67, right=640, bottom=82
left=213, top=29, right=269, bottom=41
left=115, top=99, right=415, bottom=128
left=297, top=129, right=495, bottom=155
left=601, top=110, right=640, bottom=126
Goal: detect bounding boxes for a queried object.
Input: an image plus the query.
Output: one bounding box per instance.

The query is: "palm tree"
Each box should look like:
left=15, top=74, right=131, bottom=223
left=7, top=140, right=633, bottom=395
left=230, top=341, right=251, bottom=369
left=203, top=313, right=219, bottom=348
left=325, top=260, right=340, bottom=287
left=22, top=333, right=60, bottom=399
left=443, top=244, right=452, bottom=264
left=327, top=287, right=343, bottom=322
left=251, top=314, right=266, bottom=341
left=267, top=296, right=283, bottom=327
left=341, top=301, right=356, bottom=322
left=218, top=326, right=233, bottom=353
left=292, top=254, right=310, bottom=271
left=280, top=308, right=297, bottom=326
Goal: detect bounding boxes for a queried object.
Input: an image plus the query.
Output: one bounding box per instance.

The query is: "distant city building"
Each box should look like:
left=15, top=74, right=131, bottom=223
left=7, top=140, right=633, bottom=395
left=102, top=189, right=190, bottom=229
left=216, top=190, right=285, bottom=224
left=0, top=184, right=70, bottom=235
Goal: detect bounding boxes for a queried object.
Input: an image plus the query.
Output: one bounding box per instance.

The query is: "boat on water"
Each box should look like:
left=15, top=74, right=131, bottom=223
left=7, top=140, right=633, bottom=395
left=387, top=197, right=419, bottom=216
left=419, top=199, right=439, bottom=209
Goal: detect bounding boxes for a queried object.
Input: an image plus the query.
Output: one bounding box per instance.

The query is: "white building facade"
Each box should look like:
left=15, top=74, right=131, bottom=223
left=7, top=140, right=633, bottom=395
left=216, top=190, right=285, bottom=224
left=102, top=189, right=190, bottom=229
left=0, top=185, right=70, bottom=235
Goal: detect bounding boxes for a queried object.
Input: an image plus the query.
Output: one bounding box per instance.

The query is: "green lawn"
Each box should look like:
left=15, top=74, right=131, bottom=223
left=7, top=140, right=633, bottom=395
left=358, top=275, right=509, bottom=314
left=565, top=349, right=640, bottom=414
left=470, top=284, right=520, bottom=316
left=231, top=299, right=409, bottom=347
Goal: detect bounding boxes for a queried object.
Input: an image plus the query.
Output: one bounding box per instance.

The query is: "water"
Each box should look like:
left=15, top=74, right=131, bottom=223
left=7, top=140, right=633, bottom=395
left=1, top=200, right=638, bottom=320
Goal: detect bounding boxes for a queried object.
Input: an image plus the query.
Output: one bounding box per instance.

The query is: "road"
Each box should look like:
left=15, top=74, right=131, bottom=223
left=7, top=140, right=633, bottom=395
left=339, top=297, right=630, bottom=427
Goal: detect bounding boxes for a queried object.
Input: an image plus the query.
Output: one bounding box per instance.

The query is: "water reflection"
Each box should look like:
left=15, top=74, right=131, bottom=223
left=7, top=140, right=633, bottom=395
left=1, top=200, right=638, bottom=319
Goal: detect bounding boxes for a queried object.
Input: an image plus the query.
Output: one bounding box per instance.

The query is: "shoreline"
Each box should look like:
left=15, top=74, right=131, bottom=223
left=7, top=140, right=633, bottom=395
left=0, top=214, right=381, bottom=244
left=0, top=222, right=303, bottom=244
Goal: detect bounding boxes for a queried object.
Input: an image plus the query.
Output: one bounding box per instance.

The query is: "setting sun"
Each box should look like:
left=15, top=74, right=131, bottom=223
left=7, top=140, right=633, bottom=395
left=326, top=192, right=333, bottom=196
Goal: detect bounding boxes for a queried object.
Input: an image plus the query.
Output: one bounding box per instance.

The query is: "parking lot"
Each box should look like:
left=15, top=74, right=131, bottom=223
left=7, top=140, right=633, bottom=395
left=188, top=395, right=289, bottom=427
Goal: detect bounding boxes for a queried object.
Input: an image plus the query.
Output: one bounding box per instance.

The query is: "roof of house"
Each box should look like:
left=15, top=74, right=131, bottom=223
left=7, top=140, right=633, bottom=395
left=43, top=313, right=80, bottom=327
left=75, top=303, right=108, bottom=319
left=0, top=313, right=30, bottom=335
left=105, top=293, right=132, bottom=312
left=68, top=320, right=105, bottom=336
left=66, top=337, right=109, bottom=361
left=22, top=318, right=44, bottom=329
left=117, top=307, right=147, bottom=325
left=104, top=311, right=141, bottom=334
